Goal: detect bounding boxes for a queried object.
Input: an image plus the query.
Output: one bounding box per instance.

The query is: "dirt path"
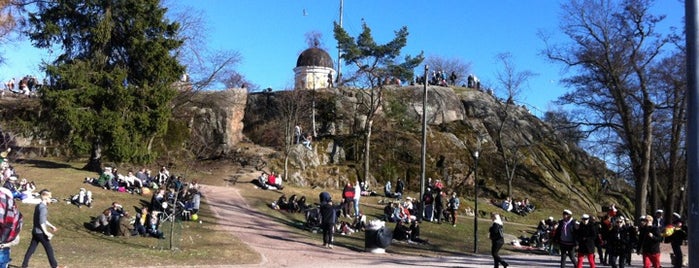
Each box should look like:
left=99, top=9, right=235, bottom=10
left=200, top=184, right=680, bottom=268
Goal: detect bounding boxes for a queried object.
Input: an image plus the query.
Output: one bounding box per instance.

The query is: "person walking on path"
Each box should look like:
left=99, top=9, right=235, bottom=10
left=21, top=189, right=64, bottom=268
left=489, top=213, right=509, bottom=268
left=575, top=214, right=597, bottom=268
left=638, top=215, right=663, bottom=268
left=554, top=209, right=578, bottom=268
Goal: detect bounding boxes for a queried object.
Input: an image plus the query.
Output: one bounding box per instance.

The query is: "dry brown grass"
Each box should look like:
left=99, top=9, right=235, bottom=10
left=7, top=157, right=543, bottom=267
left=10, top=158, right=259, bottom=267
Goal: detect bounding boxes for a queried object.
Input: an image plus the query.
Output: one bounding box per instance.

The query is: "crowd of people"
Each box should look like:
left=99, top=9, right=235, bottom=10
left=0, top=149, right=49, bottom=206
left=414, top=70, right=459, bottom=87
left=493, top=197, right=536, bottom=216
left=253, top=171, right=283, bottom=190
left=82, top=165, right=202, bottom=239
left=514, top=205, right=688, bottom=268
left=258, top=171, right=687, bottom=268
left=2, top=75, right=45, bottom=97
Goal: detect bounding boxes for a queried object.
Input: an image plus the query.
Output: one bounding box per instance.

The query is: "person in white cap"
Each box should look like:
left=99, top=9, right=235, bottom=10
left=488, top=213, right=509, bottom=268
left=668, top=213, right=687, bottom=268
left=606, top=216, right=632, bottom=268
left=554, top=209, right=578, bottom=267
left=576, top=214, right=597, bottom=268
left=653, top=209, right=664, bottom=228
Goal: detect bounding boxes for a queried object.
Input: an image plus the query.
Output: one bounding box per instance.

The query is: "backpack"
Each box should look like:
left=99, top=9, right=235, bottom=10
left=0, top=187, right=22, bottom=244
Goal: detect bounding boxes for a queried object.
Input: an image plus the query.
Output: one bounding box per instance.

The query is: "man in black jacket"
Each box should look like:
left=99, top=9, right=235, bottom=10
left=638, top=215, right=663, bottom=268
left=576, top=214, right=597, bottom=268
left=319, top=192, right=340, bottom=249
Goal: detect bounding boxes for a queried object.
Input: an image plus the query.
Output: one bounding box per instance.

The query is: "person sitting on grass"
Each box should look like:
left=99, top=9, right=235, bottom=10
left=185, top=188, right=201, bottom=216
left=392, top=220, right=412, bottom=242
left=134, top=207, right=149, bottom=237
left=90, top=209, right=111, bottom=235
left=147, top=211, right=165, bottom=239
left=265, top=171, right=283, bottom=190
left=70, top=188, right=92, bottom=208
left=19, top=178, right=36, bottom=198
left=118, top=211, right=136, bottom=236
left=2, top=176, right=21, bottom=199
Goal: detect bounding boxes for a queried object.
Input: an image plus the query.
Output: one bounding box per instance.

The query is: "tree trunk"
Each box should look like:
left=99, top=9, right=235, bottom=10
left=634, top=103, right=654, bottom=220
left=363, top=120, right=373, bottom=182
left=507, top=178, right=512, bottom=199
left=650, top=164, right=658, bottom=211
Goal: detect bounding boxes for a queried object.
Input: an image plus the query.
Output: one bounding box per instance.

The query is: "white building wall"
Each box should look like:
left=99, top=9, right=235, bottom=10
left=294, top=66, right=336, bottom=90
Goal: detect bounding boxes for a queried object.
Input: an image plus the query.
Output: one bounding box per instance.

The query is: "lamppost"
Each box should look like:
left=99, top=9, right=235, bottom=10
left=311, top=74, right=318, bottom=137
left=420, top=65, right=428, bottom=203
left=473, top=135, right=486, bottom=253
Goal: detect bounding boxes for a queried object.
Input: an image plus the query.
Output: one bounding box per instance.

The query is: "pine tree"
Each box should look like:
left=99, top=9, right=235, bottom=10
left=26, top=0, right=185, bottom=170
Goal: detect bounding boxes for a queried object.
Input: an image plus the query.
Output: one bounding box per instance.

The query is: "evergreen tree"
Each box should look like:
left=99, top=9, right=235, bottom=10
left=26, top=0, right=184, bottom=170
left=333, top=21, right=423, bottom=184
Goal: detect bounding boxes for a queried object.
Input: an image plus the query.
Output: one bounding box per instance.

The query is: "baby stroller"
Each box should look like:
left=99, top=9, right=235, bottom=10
left=304, top=207, right=321, bottom=231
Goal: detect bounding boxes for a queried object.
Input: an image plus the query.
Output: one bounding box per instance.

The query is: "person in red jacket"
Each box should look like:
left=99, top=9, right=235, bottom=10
left=341, top=182, right=355, bottom=218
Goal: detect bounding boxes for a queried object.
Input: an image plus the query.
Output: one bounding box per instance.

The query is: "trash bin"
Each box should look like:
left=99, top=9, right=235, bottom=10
left=365, top=220, right=391, bottom=253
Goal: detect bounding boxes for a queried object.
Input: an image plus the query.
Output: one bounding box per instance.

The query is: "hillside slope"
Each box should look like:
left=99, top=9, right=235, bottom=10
left=243, top=85, right=630, bottom=215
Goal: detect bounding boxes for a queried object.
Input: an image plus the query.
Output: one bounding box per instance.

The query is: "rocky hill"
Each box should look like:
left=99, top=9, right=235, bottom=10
left=242, top=86, right=628, bottom=214
left=0, top=86, right=629, bottom=215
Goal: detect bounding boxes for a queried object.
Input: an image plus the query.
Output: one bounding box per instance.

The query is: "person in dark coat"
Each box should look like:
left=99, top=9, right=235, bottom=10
left=489, top=213, right=509, bottom=268
left=434, top=189, right=445, bottom=223
left=606, top=216, right=631, bottom=268
left=318, top=192, right=340, bottom=249
left=554, top=209, right=578, bottom=268
left=637, top=215, right=663, bottom=268
left=668, top=213, right=687, bottom=268
left=575, top=214, right=598, bottom=268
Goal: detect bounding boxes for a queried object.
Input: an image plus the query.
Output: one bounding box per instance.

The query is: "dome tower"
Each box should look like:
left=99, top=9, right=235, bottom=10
left=293, top=48, right=336, bottom=90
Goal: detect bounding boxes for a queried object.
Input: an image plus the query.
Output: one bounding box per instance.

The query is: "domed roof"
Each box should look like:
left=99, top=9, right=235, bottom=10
left=296, top=47, right=334, bottom=68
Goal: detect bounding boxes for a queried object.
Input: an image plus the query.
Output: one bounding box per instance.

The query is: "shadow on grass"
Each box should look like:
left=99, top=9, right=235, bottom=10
left=13, top=158, right=76, bottom=170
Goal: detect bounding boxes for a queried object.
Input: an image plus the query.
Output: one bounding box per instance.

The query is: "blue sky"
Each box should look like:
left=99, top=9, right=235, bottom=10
left=0, top=0, right=684, bottom=117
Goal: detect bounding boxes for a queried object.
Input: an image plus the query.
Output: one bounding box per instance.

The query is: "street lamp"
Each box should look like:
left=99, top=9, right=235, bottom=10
left=420, top=65, right=428, bottom=203
left=311, top=74, right=318, bottom=137
left=473, top=135, right=486, bottom=253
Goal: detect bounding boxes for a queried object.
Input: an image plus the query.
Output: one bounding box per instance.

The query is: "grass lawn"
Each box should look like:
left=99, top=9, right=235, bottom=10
left=235, top=176, right=547, bottom=257
left=10, top=158, right=258, bottom=267
left=7, top=157, right=547, bottom=267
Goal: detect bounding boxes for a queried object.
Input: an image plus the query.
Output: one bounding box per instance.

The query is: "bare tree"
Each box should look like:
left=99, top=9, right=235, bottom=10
left=168, top=4, right=246, bottom=91
left=274, top=89, right=311, bottom=183
left=542, top=0, right=670, bottom=219
left=492, top=52, right=537, bottom=198
left=305, top=30, right=325, bottom=49
left=424, top=55, right=472, bottom=86
left=649, top=51, right=686, bottom=223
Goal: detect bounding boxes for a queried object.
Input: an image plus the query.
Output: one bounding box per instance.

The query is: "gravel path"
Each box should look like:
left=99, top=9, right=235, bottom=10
left=200, top=184, right=680, bottom=268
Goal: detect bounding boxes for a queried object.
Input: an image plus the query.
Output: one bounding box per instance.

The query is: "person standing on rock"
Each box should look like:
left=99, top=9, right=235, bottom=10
left=319, top=192, right=340, bottom=249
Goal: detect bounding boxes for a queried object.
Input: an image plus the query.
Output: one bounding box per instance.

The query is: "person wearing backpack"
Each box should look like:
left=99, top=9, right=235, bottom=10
left=21, top=189, right=65, bottom=268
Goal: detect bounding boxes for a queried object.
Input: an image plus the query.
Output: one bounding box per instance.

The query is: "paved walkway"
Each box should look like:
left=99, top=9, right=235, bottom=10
left=200, top=184, right=678, bottom=268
